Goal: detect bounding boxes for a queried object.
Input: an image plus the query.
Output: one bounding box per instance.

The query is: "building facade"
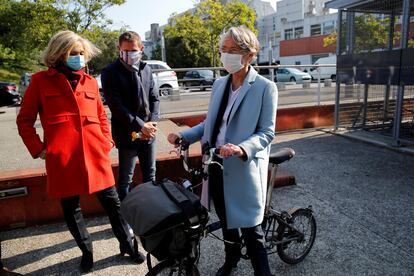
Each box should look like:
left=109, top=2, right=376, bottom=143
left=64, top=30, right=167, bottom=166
left=257, top=0, right=337, bottom=66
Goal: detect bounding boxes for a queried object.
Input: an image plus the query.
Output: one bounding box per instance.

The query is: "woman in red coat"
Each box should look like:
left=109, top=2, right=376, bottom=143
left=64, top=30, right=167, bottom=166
left=16, top=30, right=144, bottom=272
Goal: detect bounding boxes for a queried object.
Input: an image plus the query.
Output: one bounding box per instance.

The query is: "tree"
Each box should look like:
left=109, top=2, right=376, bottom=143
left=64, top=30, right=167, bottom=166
left=163, top=0, right=256, bottom=68
left=324, top=14, right=414, bottom=53
left=83, top=27, right=122, bottom=75
left=0, top=0, right=67, bottom=72
left=0, top=0, right=127, bottom=80
left=54, top=0, right=126, bottom=33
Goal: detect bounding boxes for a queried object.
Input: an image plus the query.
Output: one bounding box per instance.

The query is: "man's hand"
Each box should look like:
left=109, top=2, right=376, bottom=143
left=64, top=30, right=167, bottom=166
left=219, top=143, right=244, bottom=158
left=141, top=122, right=157, bottom=138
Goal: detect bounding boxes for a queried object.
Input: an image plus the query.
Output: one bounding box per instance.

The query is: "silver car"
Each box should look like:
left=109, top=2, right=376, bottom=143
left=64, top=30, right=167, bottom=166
left=275, top=68, right=312, bottom=84
left=146, top=60, right=180, bottom=97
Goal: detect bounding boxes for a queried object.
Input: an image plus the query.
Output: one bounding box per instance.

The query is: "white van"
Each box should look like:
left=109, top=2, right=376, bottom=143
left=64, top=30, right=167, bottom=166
left=309, top=55, right=336, bottom=81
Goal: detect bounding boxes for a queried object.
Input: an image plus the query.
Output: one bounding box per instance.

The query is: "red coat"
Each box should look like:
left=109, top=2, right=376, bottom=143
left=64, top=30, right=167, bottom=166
left=16, top=68, right=115, bottom=198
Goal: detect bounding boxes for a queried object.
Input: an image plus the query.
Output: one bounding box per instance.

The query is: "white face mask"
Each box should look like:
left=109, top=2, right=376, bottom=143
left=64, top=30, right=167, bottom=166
left=120, top=50, right=142, bottom=66
left=220, top=53, right=244, bottom=74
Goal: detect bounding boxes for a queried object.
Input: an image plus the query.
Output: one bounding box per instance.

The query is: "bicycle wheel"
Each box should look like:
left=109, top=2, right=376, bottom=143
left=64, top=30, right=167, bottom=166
left=153, top=258, right=200, bottom=276
left=276, top=208, right=316, bottom=264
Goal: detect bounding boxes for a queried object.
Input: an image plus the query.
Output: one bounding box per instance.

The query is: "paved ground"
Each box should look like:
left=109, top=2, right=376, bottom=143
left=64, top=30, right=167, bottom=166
left=1, top=127, right=414, bottom=275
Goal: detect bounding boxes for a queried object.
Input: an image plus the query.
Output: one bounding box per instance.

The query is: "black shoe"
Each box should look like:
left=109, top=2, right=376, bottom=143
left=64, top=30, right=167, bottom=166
left=216, top=262, right=238, bottom=276
left=80, top=251, right=93, bottom=273
left=120, top=239, right=145, bottom=264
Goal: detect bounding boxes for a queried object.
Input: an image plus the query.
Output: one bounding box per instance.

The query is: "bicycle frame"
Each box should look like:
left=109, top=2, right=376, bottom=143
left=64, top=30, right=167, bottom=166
left=152, top=143, right=316, bottom=275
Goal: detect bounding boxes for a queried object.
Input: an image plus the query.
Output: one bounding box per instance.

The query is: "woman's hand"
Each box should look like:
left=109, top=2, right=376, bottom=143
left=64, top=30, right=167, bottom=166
left=219, top=143, right=244, bottom=158
left=167, top=133, right=181, bottom=147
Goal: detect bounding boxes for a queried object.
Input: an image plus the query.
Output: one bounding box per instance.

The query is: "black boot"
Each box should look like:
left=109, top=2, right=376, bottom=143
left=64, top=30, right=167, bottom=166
left=80, top=250, right=93, bottom=273
left=216, top=261, right=238, bottom=276
left=61, top=196, right=94, bottom=273
left=120, top=238, right=145, bottom=264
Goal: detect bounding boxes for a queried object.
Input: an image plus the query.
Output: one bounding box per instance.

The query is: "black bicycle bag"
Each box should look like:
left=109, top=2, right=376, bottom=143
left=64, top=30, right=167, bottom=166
left=120, top=179, right=208, bottom=260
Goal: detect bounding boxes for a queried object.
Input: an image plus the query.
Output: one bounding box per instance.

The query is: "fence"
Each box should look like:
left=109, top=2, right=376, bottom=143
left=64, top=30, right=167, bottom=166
left=331, top=0, right=414, bottom=146
left=151, top=64, right=337, bottom=108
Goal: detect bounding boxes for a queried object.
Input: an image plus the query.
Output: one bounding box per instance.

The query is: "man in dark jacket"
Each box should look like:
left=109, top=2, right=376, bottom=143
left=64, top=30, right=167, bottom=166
left=101, top=31, right=159, bottom=201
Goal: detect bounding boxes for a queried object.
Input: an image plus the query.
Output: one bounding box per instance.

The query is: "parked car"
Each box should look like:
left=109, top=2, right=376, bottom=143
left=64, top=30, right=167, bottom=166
left=18, top=72, right=32, bottom=98
left=145, top=60, right=179, bottom=97
left=275, top=68, right=312, bottom=84
left=94, top=74, right=107, bottom=105
left=96, top=60, right=179, bottom=100
left=0, top=82, right=21, bottom=107
left=309, top=55, right=337, bottom=81
left=182, top=69, right=215, bottom=91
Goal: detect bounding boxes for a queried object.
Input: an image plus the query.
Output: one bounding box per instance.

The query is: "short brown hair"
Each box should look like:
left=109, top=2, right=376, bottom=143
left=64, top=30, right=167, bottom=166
left=42, top=30, right=101, bottom=67
left=119, top=31, right=142, bottom=46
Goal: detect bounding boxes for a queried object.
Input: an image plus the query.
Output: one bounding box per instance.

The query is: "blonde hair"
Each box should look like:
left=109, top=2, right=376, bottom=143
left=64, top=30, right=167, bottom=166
left=42, top=30, right=101, bottom=67
left=219, top=25, right=260, bottom=55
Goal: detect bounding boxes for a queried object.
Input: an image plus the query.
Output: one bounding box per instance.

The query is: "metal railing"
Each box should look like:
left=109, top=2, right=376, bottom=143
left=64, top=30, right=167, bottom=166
left=151, top=64, right=337, bottom=107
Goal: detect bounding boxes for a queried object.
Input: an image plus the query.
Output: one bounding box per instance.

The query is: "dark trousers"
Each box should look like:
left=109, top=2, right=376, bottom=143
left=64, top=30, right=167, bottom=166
left=117, top=141, right=156, bottom=201
left=60, top=186, right=132, bottom=255
left=209, top=158, right=272, bottom=276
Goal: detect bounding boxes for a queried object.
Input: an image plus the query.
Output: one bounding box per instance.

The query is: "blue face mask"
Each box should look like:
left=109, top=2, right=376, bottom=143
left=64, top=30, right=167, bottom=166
left=66, top=55, right=85, bottom=70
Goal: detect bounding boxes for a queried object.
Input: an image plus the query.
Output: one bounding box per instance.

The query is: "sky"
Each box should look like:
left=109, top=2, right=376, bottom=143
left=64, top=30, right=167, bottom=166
left=105, top=0, right=276, bottom=40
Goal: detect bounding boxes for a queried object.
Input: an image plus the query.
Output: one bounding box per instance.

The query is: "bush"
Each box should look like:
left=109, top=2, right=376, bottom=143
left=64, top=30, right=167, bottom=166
left=0, top=69, right=20, bottom=83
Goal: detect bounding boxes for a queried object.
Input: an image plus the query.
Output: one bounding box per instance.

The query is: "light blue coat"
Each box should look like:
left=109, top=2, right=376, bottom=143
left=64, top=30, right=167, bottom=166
left=180, top=67, right=278, bottom=229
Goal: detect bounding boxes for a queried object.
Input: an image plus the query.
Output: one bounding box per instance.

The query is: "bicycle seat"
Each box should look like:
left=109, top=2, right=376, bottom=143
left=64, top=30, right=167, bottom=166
left=269, top=147, right=295, bottom=165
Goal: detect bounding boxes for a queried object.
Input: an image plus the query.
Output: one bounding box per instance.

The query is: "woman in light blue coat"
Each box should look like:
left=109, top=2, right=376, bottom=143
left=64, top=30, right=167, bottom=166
left=168, top=26, right=277, bottom=276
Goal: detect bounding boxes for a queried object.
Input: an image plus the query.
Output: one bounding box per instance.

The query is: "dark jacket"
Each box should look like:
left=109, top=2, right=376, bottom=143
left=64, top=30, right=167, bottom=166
left=101, top=59, right=159, bottom=148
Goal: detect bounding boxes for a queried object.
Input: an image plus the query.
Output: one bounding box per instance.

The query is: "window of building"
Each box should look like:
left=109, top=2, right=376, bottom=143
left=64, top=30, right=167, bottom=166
left=285, top=28, right=293, bottom=40
left=295, top=27, right=304, bottom=39
left=295, top=61, right=301, bottom=65
left=323, top=21, right=335, bottom=35
left=273, top=24, right=276, bottom=31
left=311, top=24, right=321, bottom=36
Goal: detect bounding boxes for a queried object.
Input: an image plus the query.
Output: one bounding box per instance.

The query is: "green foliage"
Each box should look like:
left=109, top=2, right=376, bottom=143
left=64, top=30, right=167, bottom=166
left=323, top=14, right=414, bottom=53
left=54, top=0, right=126, bottom=33
left=83, top=27, right=121, bottom=75
left=0, top=68, right=20, bottom=83
left=163, top=0, right=256, bottom=68
left=0, top=0, right=127, bottom=81
left=150, top=43, right=162, bottom=61
left=0, top=0, right=67, bottom=72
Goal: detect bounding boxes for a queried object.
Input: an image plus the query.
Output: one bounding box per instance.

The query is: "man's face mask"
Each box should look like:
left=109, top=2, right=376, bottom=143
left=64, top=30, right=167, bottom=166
left=120, top=50, right=142, bottom=66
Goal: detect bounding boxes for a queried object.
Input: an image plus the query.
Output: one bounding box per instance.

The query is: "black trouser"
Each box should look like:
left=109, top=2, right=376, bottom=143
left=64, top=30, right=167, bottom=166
left=60, top=186, right=132, bottom=255
left=209, top=158, right=272, bottom=276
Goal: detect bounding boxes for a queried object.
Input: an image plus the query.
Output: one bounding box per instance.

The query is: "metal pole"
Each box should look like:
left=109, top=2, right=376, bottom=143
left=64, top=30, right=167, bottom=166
left=317, top=66, right=321, bottom=106
left=362, top=84, right=369, bottom=128
left=161, top=34, right=166, bottom=63
left=392, top=0, right=410, bottom=145
left=334, top=10, right=343, bottom=131
left=384, top=66, right=393, bottom=124
left=269, top=39, right=274, bottom=82
left=384, top=12, right=395, bottom=125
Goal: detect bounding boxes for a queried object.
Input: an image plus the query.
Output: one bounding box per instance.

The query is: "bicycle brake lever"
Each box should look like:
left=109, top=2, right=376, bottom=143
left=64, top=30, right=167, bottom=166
left=169, top=147, right=180, bottom=157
